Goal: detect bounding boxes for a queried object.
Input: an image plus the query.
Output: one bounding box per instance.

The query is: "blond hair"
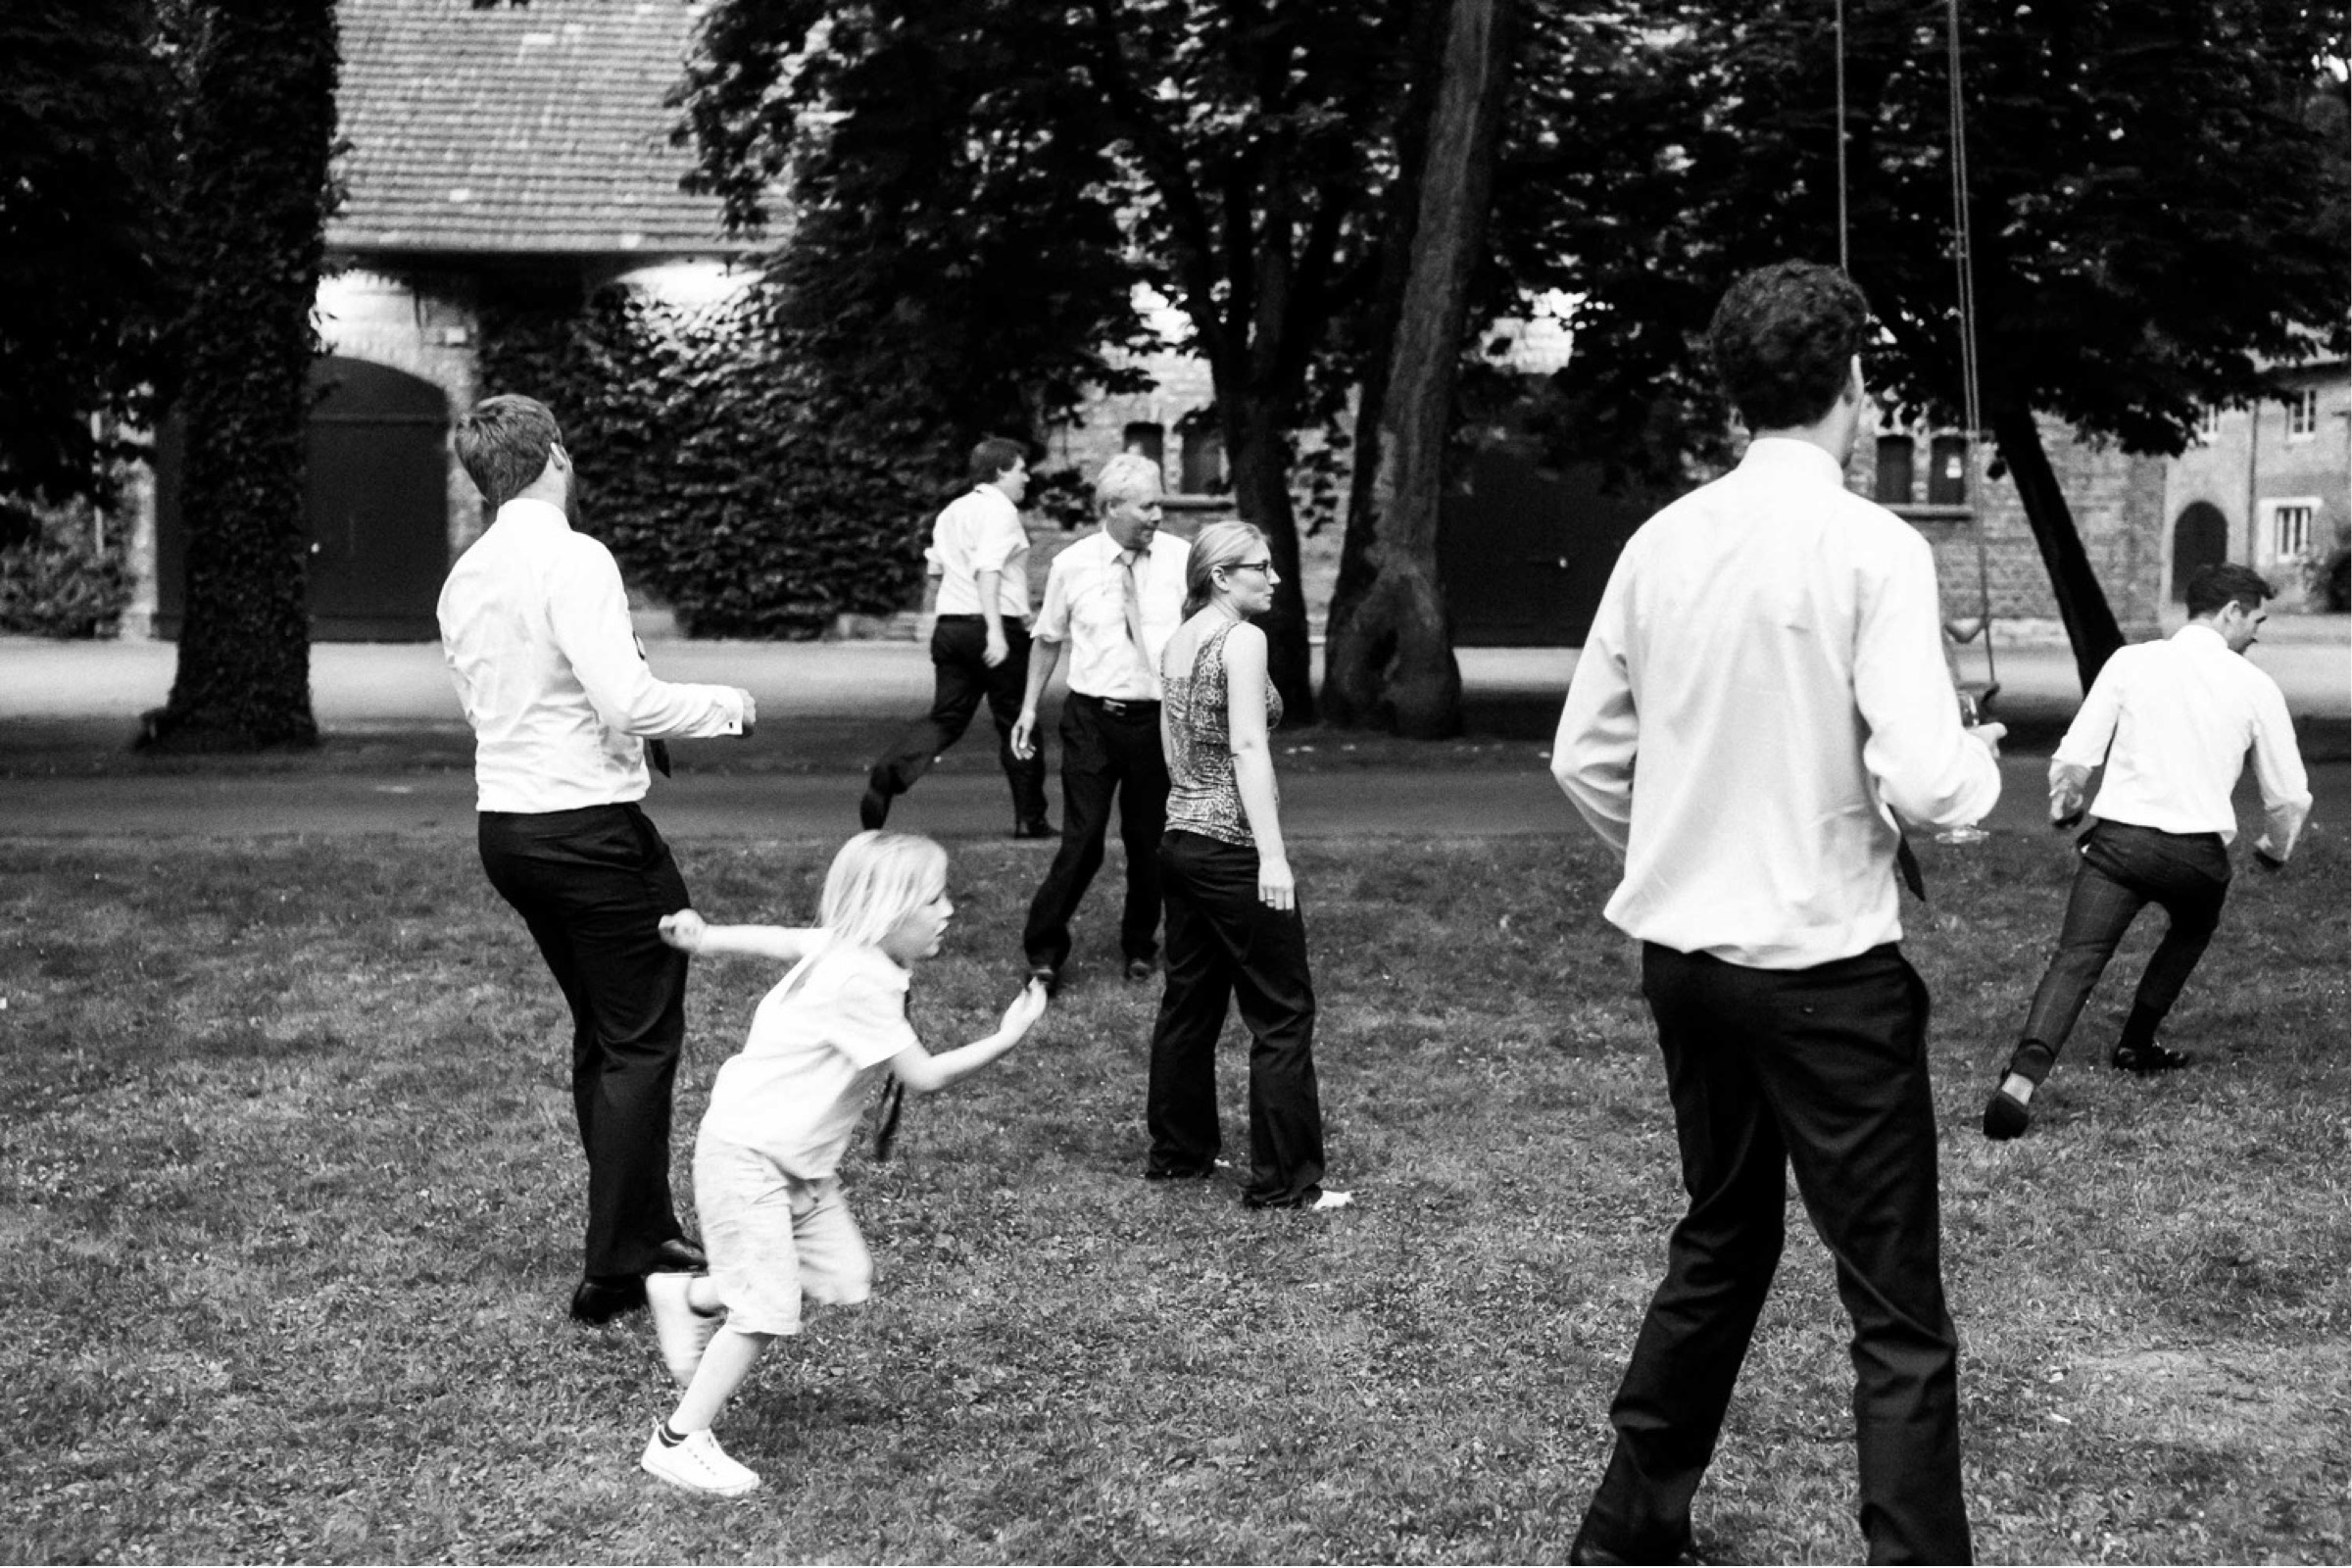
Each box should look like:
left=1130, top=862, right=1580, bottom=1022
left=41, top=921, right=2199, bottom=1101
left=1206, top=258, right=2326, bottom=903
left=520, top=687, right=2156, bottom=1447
left=820, top=831, right=950, bottom=950
left=1183, top=518, right=1269, bottom=619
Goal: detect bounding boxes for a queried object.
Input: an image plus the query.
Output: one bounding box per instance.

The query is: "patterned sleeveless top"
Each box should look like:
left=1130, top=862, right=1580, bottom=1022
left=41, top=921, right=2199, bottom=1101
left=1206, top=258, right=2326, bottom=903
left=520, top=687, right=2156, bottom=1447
left=1164, top=617, right=1283, bottom=849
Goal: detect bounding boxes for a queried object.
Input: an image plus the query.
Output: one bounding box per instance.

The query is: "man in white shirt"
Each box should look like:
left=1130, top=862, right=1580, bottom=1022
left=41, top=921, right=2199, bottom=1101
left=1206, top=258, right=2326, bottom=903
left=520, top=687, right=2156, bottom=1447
left=1553, top=263, right=2002, bottom=1565
left=1984, top=562, right=2312, bottom=1140
left=1010, top=454, right=1193, bottom=992
left=860, top=438, right=1052, bottom=837
left=437, top=395, right=757, bottom=1325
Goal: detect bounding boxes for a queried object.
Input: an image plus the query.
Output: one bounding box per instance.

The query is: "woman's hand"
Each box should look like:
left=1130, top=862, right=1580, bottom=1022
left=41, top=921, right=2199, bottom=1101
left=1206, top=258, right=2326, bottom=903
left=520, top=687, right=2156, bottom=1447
left=1258, top=853, right=1296, bottom=911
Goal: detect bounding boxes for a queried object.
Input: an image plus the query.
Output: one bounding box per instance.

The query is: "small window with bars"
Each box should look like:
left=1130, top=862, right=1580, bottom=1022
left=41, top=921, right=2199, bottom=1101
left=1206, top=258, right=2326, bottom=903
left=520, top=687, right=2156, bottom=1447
left=2272, top=502, right=2316, bottom=559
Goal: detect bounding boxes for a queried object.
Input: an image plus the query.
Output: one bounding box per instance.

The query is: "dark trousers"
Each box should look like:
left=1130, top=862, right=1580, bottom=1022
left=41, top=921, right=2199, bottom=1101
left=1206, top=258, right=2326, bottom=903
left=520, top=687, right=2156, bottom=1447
left=2013, top=821, right=2230, bottom=1077
left=1581, top=943, right=1970, bottom=1566
left=1022, top=693, right=1170, bottom=971
left=477, top=804, right=693, bottom=1281
left=1145, top=831, right=1328, bottom=1206
left=866, top=614, right=1050, bottom=826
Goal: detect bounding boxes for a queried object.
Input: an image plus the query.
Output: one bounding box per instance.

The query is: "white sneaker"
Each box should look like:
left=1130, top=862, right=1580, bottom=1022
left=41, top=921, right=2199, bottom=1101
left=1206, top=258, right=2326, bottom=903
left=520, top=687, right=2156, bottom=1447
left=640, top=1425, right=760, bottom=1497
left=1308, top=1189, right=1354, bottom=1211
left=647, top=1272, right=721, bottom=1387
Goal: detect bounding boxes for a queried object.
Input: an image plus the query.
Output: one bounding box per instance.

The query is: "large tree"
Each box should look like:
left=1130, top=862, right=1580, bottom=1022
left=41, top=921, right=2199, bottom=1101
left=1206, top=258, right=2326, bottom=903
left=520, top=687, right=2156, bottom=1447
left=0, top=0, right=181, bottom=508
left=1525, top=0, right=2350, bottom=689
left=1319, top=0, right=1519, bottom=735
left=140, top=0, right=338, bottom=752
left=678, top=0, right=1426, bottom=718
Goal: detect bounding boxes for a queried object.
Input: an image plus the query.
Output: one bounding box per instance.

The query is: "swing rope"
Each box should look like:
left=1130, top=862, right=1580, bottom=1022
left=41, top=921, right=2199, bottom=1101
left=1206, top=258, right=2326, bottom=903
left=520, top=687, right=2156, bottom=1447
left=1831, top=0, right=1999, bottom=698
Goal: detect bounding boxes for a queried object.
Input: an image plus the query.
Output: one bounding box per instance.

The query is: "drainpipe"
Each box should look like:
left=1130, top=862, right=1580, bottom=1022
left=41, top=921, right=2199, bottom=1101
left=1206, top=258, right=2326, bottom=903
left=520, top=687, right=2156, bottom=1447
left=2243, top=400, right=2260, bottom=565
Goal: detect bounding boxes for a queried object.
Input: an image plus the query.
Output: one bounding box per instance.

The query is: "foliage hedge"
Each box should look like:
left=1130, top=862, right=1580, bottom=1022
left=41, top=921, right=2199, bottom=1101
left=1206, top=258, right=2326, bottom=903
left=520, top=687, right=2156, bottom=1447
left=0, top=498, right=129, bottom=638
left=475, top=282, right=956, bottom=639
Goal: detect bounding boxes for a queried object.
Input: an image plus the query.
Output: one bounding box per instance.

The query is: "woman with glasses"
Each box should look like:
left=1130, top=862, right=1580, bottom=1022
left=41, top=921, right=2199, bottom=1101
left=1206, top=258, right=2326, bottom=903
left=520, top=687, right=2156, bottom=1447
left=1143, top=520, right=1350, bottom=1211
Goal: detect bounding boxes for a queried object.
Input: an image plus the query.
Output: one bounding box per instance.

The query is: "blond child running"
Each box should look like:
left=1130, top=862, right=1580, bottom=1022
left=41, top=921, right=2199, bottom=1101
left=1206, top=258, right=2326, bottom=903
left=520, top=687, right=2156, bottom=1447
left=637, top=830, right=1049, bottom=1497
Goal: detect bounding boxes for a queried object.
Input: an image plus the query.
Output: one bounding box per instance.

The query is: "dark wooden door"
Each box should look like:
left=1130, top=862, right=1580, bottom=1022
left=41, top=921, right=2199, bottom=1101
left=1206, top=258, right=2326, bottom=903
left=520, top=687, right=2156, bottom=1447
left=156, top=356, right=449, bottom=641
left=2171, top=501, right=2228, bottom=601
left=1438, top=447, right=1653, bottom=646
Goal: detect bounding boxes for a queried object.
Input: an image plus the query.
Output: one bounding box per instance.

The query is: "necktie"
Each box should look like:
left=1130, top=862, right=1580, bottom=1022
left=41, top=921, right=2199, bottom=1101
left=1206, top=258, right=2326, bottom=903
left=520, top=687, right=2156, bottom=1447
left=1119, top=552, right=1151, bottom=678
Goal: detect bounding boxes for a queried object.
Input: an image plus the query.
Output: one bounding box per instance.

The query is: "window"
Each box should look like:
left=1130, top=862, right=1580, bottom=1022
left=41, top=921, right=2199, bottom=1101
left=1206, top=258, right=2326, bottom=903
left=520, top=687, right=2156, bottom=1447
left=1179, top=420, right=1226, bottom=494
left=1121, top=421, right=1165, bottom=467
left=1873, top=436, right=1914, bottom=505
left=1928, top=435, right=1970, bottom=506
left=2285, top=388, right=2319, bottom=440
left=2270, top=501, right=2317, bottom=560
left=2197, top=404, right=2223, bottom=440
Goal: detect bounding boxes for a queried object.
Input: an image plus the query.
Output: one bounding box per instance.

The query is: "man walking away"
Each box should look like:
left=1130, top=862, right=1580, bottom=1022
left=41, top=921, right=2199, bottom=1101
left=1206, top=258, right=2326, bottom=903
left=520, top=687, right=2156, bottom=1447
left=1983, top=561, right=2310, bottom=1140
left=1553, top=262, right=2002, bottom=1564
left=861, top=437, right=1053, bottom=838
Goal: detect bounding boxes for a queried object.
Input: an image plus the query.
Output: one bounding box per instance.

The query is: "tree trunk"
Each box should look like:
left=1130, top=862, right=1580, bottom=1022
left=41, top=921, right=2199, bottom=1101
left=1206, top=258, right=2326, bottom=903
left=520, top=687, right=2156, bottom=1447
left=1985, top=398, right=2125, bottom=692
left=1320, top=0, right=1514, bottom=737
left=140, top=0, right=336, bottom=753
left=1224, top=396, right=1316, bottom=721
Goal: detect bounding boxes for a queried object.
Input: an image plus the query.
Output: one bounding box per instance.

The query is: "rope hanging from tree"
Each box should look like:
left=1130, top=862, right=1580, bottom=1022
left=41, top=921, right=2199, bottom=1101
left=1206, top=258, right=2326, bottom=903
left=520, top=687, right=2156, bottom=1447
left=1834, top=0, right=2000, bottom=701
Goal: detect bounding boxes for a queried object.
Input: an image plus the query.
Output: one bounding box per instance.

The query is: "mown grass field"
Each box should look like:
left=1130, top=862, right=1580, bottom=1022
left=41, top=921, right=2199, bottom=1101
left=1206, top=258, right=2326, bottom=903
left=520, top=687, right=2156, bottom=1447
left=2, top=825, right=2343, bottom=1564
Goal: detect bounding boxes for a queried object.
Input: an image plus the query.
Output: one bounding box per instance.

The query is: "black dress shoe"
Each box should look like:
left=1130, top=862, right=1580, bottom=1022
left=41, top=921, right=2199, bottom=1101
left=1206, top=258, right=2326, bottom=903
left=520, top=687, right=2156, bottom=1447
left=1011, top=818, right=1056, bottom=840
left=1124, top=956, right=1156, bottom=982
left=1567, top=1524, right=1702, bottom=1565
left=650, top=1237, right=707, bottom=1273
left=2112, top=1041, right=2191, bottom=1074
left=569, top=1274, right=647, bottom=1324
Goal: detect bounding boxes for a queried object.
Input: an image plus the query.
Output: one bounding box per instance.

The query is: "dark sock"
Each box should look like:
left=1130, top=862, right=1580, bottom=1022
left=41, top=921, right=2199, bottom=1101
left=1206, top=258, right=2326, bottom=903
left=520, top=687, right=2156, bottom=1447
left=658, top=1421, right=686, bottom=1447
left=2007, top=1040, right=2056, bottom=1084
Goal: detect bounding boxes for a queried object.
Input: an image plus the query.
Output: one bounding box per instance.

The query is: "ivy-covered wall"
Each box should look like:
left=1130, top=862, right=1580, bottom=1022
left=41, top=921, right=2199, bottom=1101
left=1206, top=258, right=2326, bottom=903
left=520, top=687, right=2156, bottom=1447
left=474, top=281, right=946, bottom=639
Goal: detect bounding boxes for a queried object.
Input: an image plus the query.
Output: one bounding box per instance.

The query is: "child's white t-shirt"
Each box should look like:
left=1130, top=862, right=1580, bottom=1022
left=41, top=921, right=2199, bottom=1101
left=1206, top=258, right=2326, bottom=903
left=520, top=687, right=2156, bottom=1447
left=699, top=942, right=918, bottom=1178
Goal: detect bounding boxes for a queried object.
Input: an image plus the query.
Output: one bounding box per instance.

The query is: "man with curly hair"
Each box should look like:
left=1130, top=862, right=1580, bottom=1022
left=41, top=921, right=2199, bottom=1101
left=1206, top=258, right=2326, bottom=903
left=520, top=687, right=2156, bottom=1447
left=1553, top=262, right=2002, bottom=1563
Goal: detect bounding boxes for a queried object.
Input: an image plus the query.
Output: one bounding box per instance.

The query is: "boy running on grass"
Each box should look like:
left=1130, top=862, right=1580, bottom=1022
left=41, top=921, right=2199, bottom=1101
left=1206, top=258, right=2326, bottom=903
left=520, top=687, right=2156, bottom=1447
left=638, top=830, right=1050, bottom=1497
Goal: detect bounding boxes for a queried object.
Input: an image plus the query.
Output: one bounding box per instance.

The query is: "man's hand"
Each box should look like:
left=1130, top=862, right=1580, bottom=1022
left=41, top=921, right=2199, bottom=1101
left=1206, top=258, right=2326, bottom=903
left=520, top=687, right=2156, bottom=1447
left=1010, top=709, right=1039, bottom=760
left=984, top=629, right=1009, bottom=668
left=658, top=909, right=707, bottom=952
left=1967, top=720, right=2007, bottom=760
left=734, top=688, right=758, bottom=737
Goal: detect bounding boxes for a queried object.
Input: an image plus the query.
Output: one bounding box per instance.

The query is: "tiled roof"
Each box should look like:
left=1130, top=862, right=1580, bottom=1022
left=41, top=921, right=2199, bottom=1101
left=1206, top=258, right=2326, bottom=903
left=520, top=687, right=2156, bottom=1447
left=329, top=0, right=749, bottom=257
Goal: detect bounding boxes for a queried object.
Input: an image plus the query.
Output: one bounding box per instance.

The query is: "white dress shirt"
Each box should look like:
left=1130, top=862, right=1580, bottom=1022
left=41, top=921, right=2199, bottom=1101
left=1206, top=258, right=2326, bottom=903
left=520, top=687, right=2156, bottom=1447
left=437, top=499, right=747, bottom=813
left=1030, top=527, right=1192, bottom=700
left=930, top=485, right=1032, bottom=618
left=2054, top=622, right=2311, bottom=857
left=1553, top=437, right=2001, bottom=969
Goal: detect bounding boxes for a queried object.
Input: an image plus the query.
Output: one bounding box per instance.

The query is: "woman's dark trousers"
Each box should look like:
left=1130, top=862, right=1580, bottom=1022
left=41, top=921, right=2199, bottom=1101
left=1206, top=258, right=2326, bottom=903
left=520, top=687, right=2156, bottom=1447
left=478, top=803, right=693, bottom=1280
left=1145, top=830, right=1327, bottom=1207
left=1577, top=943, right=1971, bottom=1566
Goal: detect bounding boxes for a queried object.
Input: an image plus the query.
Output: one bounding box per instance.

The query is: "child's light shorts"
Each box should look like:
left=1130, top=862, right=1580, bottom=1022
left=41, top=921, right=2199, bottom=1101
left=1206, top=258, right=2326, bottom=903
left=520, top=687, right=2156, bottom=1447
left=693, top=1134, right=872, bottom=1337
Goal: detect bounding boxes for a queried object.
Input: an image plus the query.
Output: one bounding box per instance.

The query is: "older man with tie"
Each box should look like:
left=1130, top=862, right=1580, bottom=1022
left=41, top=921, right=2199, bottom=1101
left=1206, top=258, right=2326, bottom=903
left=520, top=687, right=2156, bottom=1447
left=1011, top=453, right=1193, bottom=994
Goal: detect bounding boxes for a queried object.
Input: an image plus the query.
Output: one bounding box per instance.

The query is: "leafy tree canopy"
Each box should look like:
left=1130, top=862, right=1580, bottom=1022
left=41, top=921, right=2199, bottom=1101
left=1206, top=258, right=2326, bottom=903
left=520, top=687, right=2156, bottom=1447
left=0, top=0, right=182, bottom=505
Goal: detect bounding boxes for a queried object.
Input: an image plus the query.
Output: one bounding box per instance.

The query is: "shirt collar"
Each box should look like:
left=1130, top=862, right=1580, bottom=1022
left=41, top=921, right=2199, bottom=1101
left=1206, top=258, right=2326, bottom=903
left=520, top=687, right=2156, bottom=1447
left=1737, top=435, right=1847, bottom=486
left=1099, top=523, right=1144, bottom=563
left=2174, top=621, right=2230, bottom=652
left=496, top=498, right=569, bottom=530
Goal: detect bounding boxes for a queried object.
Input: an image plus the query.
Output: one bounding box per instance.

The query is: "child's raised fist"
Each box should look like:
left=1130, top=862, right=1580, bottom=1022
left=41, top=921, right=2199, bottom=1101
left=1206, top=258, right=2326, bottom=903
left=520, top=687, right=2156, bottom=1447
left=658, top=909, right=707, bottom=952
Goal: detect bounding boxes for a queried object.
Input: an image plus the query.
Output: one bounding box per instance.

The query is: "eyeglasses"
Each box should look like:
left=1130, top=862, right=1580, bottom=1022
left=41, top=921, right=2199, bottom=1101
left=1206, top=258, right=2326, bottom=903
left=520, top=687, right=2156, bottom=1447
left=1225, top=560, right=1274, bottom=575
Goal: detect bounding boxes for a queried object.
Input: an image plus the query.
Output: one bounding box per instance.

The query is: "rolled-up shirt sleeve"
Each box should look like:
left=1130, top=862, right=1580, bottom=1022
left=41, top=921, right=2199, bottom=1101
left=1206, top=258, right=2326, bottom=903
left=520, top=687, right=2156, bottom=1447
left=1553, top=559, right=1639, bottom=857
left=2250, top=680, right=2313, bottom=859
left=550, top=536, right=746, bottom=739
left=1852, top=537, right=2001, bottom=829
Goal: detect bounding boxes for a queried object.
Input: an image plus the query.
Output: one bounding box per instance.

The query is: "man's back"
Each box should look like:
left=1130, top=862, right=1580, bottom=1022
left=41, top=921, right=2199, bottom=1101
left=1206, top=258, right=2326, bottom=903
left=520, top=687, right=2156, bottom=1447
left=1558, top=437, right=1999, bottom=968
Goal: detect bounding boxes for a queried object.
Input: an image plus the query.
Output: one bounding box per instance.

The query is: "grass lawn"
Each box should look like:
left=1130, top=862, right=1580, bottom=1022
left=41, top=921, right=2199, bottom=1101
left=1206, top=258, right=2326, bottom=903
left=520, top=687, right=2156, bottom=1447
left=2, top=826, right=2343, bottom=1564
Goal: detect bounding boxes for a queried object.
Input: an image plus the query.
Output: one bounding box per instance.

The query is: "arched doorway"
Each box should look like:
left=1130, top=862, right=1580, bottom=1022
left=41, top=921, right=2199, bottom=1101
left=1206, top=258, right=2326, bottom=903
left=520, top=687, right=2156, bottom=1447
left=156, top=356, right=450, bottom=640
left=2171, top=502, right=2228, bottom=602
